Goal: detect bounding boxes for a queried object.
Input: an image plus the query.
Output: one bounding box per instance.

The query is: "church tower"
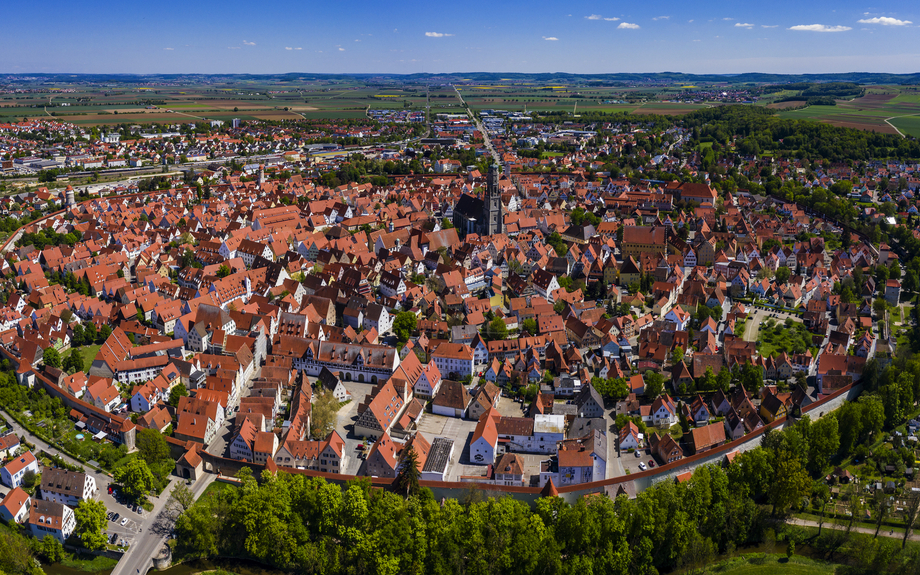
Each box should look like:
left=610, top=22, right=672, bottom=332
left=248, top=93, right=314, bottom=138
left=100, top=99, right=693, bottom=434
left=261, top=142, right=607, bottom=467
left=483, top=164, right=503, bottom=236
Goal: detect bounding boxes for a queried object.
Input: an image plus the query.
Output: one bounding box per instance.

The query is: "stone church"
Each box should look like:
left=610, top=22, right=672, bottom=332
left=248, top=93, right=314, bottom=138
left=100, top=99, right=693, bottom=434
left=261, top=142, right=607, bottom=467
left=452, top=164, right=504, bottom=238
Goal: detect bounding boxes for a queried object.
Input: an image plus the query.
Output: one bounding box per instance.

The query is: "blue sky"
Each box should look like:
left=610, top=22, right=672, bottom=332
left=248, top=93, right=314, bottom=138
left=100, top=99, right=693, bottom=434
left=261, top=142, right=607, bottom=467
left=2, top=0, right=918, bottom=74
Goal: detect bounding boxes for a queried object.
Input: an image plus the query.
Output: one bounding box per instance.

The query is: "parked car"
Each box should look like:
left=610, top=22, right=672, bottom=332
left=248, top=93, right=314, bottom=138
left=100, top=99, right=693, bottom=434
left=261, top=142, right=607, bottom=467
left=634, top=450, right=641, bottom=458
left=638, top=462, right=647, bottom=471
left=120, top=517, right=128, bottom=526
left=107, top=486, right=114, bottom=494
left=648, top=460, right=656, bottom=468
left=110, top=533, right=118, bottom=544
left=111, top=513, right=120, bottom=523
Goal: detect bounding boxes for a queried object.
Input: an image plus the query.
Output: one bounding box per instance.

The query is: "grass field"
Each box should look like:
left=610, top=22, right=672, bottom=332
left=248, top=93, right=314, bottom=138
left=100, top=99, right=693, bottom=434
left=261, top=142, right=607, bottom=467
left=702, top=554, right=835, bottom=575
left=63, top=343, right=102, bottom=365
left=773, top=88, right=920, bottom=135
left=889, top=115, right=920, bottom=138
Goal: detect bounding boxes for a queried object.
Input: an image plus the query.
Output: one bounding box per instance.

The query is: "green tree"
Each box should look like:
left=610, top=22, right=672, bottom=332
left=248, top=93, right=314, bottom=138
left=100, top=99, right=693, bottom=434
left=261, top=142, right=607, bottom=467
left=174, top=499, right=219, bottom=558
left=84, top=321, right=97, bottom=344
left=871, top=489, right=892, bottom=538
left=716, top=366, right=732, bottom=392
left=393, top=312, right=417, bottom=342
left=74, top=499, right=108, bottom=551
left=806, top=415, right=840, bottom=475
left=42, top=347, right=61, bottom=369
left=136, top=428, right=170, bottom=464
left=769, top=449, right=811, bottom=516
left=113, top=458, right=156, bottom=503
left=775, top=266, right=791, bottom=285
left=672, top=347, right=684, bottom=363
left=485, top=316, right=508, bottom=341
left=728, top=447, right=774, bottom=499
left=216, top=264, right=231, bottom=278
left=522, top=318, right=538, bottom=335
left=644, top=370, right=664, bottom=399
left=71, top=323, right=85, bottom=346
left=168, top=482, right=196, bottom=515
left=169, top=383, right=189, bottom=407
left=902, top=492, right=920, bottom=548
left=97, top=324, right=112, bottom=344
left=63, top=349, right=84, bottom=374
left=39, top=534, right=65, bottom=563
left=394, top=446, right=421, bottom=498
left=310, top=387, right=340, bottom=439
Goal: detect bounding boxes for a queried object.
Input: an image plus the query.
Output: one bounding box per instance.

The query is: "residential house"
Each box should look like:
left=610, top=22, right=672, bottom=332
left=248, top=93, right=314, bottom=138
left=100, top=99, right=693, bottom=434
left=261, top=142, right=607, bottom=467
left=28, top=499, right=75, bottom=544
left=1, top=451, right=39, bottom=488
left=39, top=468, right=97, bottom=507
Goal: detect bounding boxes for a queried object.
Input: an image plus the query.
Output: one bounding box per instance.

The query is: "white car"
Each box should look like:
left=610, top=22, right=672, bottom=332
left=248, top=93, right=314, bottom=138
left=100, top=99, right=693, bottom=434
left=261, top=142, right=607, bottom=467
left=638, top=462, right=647, bottom=471
left=120, top=517, right=128, bottom=526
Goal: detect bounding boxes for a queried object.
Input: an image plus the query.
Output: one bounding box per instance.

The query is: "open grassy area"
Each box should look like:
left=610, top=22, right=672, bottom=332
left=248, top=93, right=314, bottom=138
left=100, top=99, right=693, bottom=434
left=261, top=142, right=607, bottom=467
left=62, top=343, right=102, bottom=365
left=60, top=552, right=120, bottom=572
left=756, top=318, right=815, bottom=357
left=889, top=115, right=920, bottom=138
left=200, top=480, right=239, bottom=500
left=701, top=554, right=835, bottom=575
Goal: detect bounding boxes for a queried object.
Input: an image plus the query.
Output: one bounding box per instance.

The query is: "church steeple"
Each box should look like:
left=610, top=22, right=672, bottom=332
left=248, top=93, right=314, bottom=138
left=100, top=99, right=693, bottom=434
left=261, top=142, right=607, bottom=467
left=484, top=164, right=503, bottom=236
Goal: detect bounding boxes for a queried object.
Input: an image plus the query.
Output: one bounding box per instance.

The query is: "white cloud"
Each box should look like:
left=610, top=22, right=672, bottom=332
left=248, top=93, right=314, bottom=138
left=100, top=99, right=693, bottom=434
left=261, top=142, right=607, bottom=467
left=789, top=24, right=852, bottom=32
left=338, top=47, right=345, bottom=51
left=585, top=14, right=602, bottom=20
left=735, top=22, right=754, bottom=28
left=857, top=16, right=912, bottom=26
left=285, top=47, right=302, bottom=51
left=688, top=19, right=694, bottom=23
left=543, top=36, right=559, bottom=41
left=652, top=16, right=670, bottom=21
left=242, top=40, right=256, bottom=46
left=723, top=17, right=734, bottom=21
left=164, top=47, right=173, bottom=51
left=761, top=24, right=778, bottom=28
left=618, top=22, right=640, bottom=29
left=425, top=32, right=453, bottom=37
left=603, top=17, right=619, bottom=21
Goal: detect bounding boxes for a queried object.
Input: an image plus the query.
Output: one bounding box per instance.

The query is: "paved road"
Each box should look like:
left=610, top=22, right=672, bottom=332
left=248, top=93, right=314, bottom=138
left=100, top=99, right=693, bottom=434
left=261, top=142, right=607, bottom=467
left=111, top=473, right=216, bottom=575
left=788, top=517, right=920, bottom=543
left=453, top=86, right=500, bottom=164
left=207, top=365, right=261, bottom=458
left=2, top=407, right=219, bottom=574
left=1, top=407, right=112, bottom=487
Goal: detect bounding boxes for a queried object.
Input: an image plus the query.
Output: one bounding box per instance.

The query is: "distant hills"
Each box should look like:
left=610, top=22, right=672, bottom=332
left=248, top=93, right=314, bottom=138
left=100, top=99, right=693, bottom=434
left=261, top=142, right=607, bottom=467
left=4, top=72, right=920, bottom=85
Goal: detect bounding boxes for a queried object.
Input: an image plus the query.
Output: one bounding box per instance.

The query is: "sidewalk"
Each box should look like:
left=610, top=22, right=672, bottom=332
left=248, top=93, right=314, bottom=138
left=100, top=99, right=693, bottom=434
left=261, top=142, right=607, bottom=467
left=788, top=516, right=920, bottom=542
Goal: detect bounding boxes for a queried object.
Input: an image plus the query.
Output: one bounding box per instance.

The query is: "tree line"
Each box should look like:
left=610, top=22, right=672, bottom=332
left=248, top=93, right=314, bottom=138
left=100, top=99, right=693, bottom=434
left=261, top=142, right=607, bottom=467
left=170, top=403, right=920, bottom=575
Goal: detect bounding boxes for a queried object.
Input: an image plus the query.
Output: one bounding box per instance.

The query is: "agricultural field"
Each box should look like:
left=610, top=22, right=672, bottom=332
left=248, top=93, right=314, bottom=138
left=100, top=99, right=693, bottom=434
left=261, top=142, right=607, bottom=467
left=3, top=79, right=919, bottom=128
left=775, top=87, right=920, bottom=136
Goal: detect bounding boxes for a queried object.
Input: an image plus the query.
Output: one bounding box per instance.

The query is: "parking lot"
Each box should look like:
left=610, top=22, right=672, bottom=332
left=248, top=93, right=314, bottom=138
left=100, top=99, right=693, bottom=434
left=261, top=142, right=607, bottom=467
left=101, top=484, right=145, bottom=548
left=619, top=446, right=658, bottom=475
left=332, top=376, right=377, bottom=475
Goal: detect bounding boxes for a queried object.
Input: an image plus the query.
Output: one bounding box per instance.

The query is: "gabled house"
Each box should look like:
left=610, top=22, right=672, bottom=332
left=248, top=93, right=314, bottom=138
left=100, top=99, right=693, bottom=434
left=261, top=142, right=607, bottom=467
left=29, top=499, right=75, bottom=544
